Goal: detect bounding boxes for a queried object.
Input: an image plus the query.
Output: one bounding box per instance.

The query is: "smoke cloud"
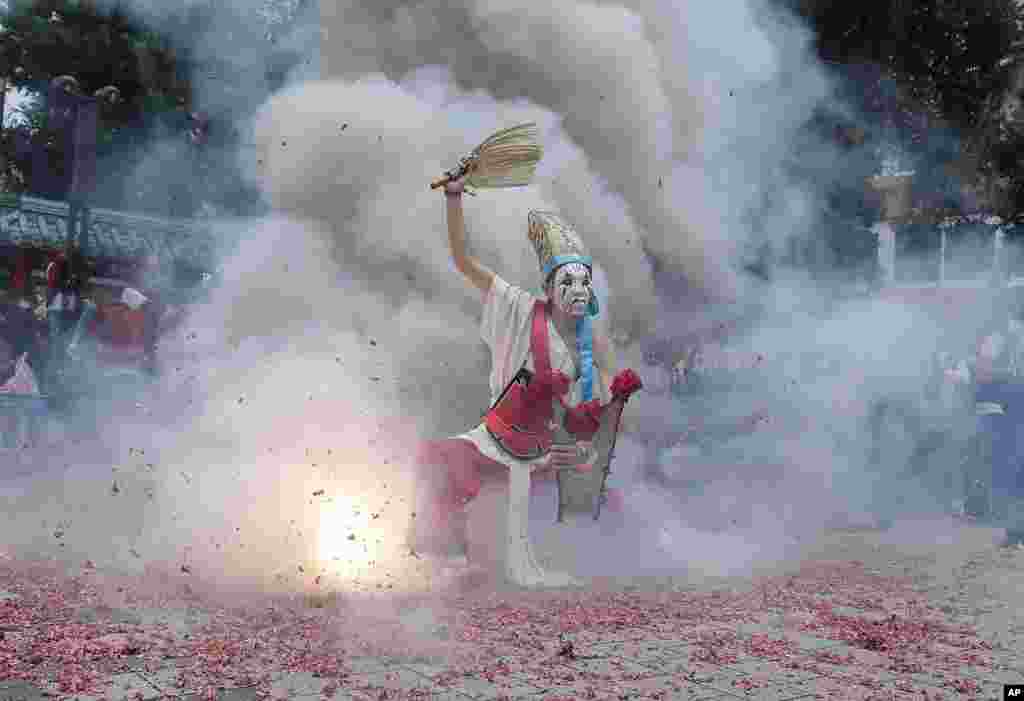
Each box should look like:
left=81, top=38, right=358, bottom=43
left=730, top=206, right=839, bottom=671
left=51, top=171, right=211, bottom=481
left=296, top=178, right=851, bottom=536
left=2, top=0, right=1003, bottom=600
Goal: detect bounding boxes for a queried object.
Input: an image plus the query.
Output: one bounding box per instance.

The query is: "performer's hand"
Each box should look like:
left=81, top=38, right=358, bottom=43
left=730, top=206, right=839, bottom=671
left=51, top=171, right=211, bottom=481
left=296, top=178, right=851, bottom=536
left=531, top=464, right=557, bottom=480
left=546, top=441, right=594, bottom=469
left=444, top=174, right=467, bottom=197
left=575, top=440, right=595, bottom=472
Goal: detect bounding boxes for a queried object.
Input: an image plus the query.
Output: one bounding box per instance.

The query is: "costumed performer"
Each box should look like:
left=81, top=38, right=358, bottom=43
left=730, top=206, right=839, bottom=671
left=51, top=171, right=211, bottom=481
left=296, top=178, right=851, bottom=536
left=409, top=173, right=642, bottom=588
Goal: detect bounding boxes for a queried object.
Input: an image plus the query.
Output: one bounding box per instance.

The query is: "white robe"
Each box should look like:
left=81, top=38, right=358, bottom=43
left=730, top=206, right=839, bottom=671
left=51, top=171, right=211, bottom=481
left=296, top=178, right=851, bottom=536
left=456, top=274, right=608, bottom=587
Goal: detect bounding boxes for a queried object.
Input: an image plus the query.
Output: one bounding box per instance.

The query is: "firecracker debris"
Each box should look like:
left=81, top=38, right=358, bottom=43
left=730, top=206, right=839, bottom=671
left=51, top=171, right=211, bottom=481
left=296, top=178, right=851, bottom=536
left=1, top=533, right=1023, bottom=701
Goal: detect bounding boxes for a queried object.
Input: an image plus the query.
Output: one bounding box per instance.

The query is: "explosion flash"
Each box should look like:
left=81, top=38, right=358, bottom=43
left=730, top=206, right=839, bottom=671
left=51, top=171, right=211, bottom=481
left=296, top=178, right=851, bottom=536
left=311, top=466, right=424, bottom=593
left=317, top=492, right=381, bottom=576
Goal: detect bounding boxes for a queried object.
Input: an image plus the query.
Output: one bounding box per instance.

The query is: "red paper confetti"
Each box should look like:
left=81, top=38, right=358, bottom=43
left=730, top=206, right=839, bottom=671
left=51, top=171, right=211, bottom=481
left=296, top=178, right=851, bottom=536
left=0, top=556, right=1000, bottom=700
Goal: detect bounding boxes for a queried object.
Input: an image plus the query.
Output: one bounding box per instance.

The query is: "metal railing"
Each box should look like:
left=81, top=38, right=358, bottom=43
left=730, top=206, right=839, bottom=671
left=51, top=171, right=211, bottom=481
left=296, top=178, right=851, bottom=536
left=0, top=194, right=215, bottom=269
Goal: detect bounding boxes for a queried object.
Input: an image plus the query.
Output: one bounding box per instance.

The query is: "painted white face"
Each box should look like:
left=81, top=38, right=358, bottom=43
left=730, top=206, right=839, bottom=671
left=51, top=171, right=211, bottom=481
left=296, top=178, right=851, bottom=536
left=550, top=262, right=592, bottom=317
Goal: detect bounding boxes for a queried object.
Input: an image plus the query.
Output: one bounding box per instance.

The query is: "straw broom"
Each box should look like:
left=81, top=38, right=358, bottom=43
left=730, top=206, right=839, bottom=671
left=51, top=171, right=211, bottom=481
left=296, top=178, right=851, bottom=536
left=430, top=122, right=543, bottom=191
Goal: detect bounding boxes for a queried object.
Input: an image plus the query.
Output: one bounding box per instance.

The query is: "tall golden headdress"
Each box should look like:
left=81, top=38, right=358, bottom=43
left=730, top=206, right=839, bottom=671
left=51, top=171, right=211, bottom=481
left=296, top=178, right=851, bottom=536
left=527, top=211, right=592, bottom=280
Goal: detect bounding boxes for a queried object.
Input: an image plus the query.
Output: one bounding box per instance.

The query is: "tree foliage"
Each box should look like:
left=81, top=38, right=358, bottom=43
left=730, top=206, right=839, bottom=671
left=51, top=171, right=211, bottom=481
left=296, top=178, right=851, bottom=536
left=0, top=0, right=194, bottom=209
left=1, top=0, right=190, bottom=122
left=790, top=0, right=1021, bottom=139
left=0, top=0, right=290, bottom=217
left=778, top=0, right=1024, bottom=269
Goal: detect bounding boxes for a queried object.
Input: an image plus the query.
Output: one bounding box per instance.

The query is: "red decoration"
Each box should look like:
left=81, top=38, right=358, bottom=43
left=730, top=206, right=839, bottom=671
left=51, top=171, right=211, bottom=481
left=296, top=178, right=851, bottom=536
left=524, top=369, right=571, bottom=403
left=11, top=251, right=29, bottom=292
left=610, top=368, right=642, bottom=400
left=563, top=370, right=642, bottom=440
left=564, top=398, right=605, bottom=440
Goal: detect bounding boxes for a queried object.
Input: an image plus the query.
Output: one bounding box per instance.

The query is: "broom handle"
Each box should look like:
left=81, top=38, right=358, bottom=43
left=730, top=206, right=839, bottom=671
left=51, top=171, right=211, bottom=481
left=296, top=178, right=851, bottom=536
left=594, top=396, right=629, bottom=521
left=430, top=155, right=478, bottom=191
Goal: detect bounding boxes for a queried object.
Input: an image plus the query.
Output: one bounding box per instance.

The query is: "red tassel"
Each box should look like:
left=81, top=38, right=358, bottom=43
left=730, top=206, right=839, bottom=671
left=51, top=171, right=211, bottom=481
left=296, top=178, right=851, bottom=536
left=610, top=368, right=643, bottom=400
left=564, top=399, right=604, bottom=440
left=524, top=370, right=571, bottom=403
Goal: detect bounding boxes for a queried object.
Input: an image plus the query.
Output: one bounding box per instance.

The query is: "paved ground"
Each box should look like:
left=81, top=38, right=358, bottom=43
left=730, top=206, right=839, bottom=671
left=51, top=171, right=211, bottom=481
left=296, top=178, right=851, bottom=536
left=2, top=520, right=1024, bottom=701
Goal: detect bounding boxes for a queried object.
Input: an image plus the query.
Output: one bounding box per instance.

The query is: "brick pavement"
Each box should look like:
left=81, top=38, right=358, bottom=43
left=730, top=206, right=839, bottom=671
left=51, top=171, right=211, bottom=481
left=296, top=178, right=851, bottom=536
left=2, top=602, right=1022, bottom=700
left=3, top=525, right=1024, bottom=701
left=2, top=621, right=1023, bottom=701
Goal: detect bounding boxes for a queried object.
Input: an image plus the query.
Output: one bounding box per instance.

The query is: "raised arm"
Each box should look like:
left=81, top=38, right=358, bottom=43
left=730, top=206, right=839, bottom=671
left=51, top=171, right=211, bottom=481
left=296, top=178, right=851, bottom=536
left=444, top=177, right=495, bottom=296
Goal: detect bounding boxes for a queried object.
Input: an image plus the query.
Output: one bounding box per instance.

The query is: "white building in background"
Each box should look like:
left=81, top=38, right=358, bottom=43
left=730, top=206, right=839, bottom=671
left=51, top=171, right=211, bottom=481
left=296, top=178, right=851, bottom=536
left=868, top=173, right=913, bottom=286
left=872, top=220, right=897, bottom=284
left=867, top=173, right=1017, bottom=291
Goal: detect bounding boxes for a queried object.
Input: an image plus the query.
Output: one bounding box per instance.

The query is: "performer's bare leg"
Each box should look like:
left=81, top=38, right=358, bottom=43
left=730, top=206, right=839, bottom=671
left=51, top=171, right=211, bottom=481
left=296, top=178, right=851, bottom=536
left=410, top=448, right=579, bottom=588
left=503, top=463, right=579, bottom=588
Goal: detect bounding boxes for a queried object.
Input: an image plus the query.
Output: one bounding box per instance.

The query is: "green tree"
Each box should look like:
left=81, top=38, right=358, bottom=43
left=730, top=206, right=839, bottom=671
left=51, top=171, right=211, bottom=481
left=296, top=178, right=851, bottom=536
left=1, top=0, right=306, bottom=217
left=788, top=0, right=1023, bottom=215
left=1, top=0, right=189, bottom=127
left=790, top=0, right=1020, bottom=136
left=0, top=0, right=200, bottom=212
left=759, top=0, right=1024, bottom=281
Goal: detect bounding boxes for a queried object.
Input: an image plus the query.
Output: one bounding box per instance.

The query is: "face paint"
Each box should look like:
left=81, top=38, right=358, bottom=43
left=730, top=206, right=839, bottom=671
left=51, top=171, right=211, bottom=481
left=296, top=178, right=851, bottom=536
left=550, top=262, right=592, bottom=318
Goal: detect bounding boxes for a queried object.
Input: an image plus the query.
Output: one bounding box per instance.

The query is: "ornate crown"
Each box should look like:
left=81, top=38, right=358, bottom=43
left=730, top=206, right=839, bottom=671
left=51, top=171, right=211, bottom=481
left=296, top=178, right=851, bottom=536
left=527, top=211, right=592, bottom=280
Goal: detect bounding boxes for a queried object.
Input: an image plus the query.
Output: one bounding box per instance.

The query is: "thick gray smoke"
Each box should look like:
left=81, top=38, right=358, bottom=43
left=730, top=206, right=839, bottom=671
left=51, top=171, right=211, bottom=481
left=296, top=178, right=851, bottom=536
left=2, top=0, right=995, bottom=593
left=241, top=0, right=970, bottom=579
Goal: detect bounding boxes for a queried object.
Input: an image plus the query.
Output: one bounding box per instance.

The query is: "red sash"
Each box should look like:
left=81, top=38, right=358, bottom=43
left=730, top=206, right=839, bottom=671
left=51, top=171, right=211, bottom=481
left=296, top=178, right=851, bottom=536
left=483, top=300, right=556, bottom=459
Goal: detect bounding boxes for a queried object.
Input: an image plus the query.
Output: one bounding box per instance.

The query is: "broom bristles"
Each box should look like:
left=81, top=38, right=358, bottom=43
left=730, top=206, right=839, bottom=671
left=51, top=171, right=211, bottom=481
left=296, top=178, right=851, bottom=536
left=466, top=122, right=543, bottom=189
